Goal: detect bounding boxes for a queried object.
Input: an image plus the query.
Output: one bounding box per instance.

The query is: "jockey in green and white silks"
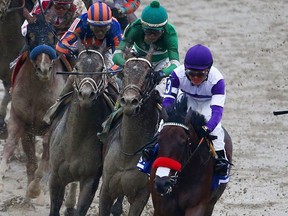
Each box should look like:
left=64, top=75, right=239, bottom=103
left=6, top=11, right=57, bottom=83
left=112, top=0, right=180, bottom=95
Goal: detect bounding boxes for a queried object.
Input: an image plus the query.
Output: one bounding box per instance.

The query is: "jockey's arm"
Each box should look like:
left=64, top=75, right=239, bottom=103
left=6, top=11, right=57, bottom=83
left=55, top=18, right=82, bottom=55
left=161, top=26, right=180, bottom=76
left=112, top=39, right=133, bottom=67
left=162, top=72, right=179, bottom=108
left=205, top=79, right=226, bottom=131
left=21, top=0, right=50, bottom=36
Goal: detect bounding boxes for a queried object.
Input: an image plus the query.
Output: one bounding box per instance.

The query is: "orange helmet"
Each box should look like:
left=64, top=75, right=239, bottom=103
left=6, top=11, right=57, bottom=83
left=87, top=2, right=112, bottom=26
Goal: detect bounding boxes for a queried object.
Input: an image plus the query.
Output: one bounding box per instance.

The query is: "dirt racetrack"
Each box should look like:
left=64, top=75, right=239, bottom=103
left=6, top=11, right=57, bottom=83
left=0, top=0, right=288, bottom=215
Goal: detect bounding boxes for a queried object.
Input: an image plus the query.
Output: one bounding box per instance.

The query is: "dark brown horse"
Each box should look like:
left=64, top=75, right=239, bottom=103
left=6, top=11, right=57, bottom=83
left=0, top=0, right=34, bottom=136
left=0, top=13, right=66, bottom=197
left=48, top=47, right=118, bottom=216
left=99, top=50, right=161, bottom=216
left=150, top=96, right=233, bottom=216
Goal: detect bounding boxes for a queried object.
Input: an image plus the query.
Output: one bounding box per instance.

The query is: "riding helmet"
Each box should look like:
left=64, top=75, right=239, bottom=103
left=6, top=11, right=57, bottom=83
left=87, top=2, right=112, bottom=26
left=141, top=1, right=168, bottom=30
left=184, top=44, right=213, bottom=70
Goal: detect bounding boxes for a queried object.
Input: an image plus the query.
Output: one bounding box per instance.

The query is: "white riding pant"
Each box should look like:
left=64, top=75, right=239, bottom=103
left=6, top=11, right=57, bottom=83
left=177, top=91, right=225, bottom=151
left=153, top=58, right=170, bottom=97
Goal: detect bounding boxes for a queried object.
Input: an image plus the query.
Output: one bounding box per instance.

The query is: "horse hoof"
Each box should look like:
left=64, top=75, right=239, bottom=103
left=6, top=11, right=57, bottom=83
left=27, top=182, right=41, bottom=199
left=0, top=123, right=7, bottom=139
left=64, top=208, right=77, bottom=216
left=0, top=182, right=4, bottom=193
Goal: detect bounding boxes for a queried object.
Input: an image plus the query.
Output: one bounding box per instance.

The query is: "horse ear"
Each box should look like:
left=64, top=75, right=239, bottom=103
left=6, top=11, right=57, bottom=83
left=23, top=7, right=37, bottom=24
left=185, top=107, right=193, bottom=125
left=124, top=47, right=133, bottom=60
left=145, top=44, right=155, bottom=62
left=162, top=107, right=169, bottom=122
left=76, top=36, right=85, bottom=53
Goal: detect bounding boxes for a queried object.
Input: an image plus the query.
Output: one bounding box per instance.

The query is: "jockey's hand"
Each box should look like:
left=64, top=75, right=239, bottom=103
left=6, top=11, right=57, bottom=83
left=111, top=7, right=125, bottom=18
left=198, top=125, right=210, bottom=138
left=153, top=70, right=165, bottom=84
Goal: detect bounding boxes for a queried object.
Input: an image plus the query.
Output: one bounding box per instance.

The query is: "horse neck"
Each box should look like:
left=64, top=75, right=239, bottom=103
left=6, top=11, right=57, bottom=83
left=180, top=139, right=213, bottom=178
left=66, top=93, right=109, bottom=143
left=120, top=98, right=159, bottom=151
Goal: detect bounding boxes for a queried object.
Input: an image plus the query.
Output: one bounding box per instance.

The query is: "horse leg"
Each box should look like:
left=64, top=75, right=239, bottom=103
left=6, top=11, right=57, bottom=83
left=0, top=110, right=23, bottom=192
left=64, top=182, right=78, bottom=215
left=111, top=195, right=124, bottom=216
left=27, top=132, right=50, bottom=198
left=99, top=183, right=115, bottom=216
left=76, top=174, right=101, bottom=216
left=21, top=133, right=38, bottom=190
left=49, top=172, right=66, bottom=216
left=0, top=80, right=11, bottom=138
left=127, top=187, right=150, bottom=216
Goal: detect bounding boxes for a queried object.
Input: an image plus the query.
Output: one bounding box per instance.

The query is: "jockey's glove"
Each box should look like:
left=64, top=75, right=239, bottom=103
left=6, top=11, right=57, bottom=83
left=153, top=70, right=165, bottom=84
left=198, top=125, right=211, bottom=138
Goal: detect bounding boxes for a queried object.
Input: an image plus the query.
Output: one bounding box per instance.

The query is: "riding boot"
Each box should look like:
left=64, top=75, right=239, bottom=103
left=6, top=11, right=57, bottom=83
left=214, top=150, right=230, bottom=177
left=137, top=134, right=159, bottom=176
left=142, top=133, right=158, bottom=162
left=97, top=105, right=123, bottom=143
left=43, top=76, right=74, bottom=124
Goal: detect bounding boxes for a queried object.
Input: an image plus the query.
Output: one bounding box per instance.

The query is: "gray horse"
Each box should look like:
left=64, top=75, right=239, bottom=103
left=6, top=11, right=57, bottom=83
left=0, top=0, right=34, bottom=137
left=0, top=12, right=66, bottom=197
left=48, top=46, right=119, bottom=216
left=99, top=49, right=161, bottom=216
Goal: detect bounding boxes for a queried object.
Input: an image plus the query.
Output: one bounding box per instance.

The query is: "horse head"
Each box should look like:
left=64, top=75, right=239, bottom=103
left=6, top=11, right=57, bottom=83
left=72, top=43, right=107, bottom=107
left=120, top=45, right=156, bottom=115
left=152, top=96, right=211, bottom=195
left=23, top=9, right=58, bottom=81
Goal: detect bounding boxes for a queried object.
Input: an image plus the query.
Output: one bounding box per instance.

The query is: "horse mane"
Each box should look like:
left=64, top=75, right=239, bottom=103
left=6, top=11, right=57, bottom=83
left=164, top=95, right=207, bottom=134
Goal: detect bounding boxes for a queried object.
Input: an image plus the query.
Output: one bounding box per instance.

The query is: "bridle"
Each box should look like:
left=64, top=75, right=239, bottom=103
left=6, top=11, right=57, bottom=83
left=155, top=122, right=212, bottom=194
left=74, top=49, right=107, bottom=97
left=121, top=57, right=155, bottom=110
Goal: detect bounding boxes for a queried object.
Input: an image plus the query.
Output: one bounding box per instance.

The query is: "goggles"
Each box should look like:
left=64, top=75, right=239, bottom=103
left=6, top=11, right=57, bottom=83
left=185, top=69, right=209, bottom=77
left=89, top=24, right=111, bottom=32
left=53, top=2, right=71, bottom=10
left=143, top=28, right=163, bottom=36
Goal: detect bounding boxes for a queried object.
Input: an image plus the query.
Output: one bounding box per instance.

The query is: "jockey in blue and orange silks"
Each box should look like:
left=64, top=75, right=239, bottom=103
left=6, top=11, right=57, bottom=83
left=56, top=1, right=122, bottom=68
left=42, top=2, right=122, bottom=125
left=92, top=0, right=141, bottom=31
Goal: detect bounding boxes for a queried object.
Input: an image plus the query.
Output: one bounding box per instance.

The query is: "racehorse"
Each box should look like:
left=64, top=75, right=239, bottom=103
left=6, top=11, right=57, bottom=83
left=0, top=0, right=34, bottom=137
left=150, top=96, right=233, bottom=216
left=99, top=47, right=161, bottom=216
left=0, top=12, right=66, bottom=197
left=48, top=45, right=119, bottom=215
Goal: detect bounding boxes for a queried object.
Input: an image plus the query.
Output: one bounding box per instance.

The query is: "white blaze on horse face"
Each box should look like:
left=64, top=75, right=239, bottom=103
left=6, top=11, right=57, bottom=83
left=156, top=167, right=171, bottom=177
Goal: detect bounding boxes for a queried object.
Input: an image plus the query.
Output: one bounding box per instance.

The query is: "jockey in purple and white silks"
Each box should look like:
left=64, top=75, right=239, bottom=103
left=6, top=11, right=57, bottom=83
left=162, top=44, right=229, bottom=176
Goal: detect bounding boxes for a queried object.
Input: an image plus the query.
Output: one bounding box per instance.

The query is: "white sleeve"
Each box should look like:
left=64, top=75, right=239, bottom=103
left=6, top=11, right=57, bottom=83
left=21, top=20, right=29, bottom=36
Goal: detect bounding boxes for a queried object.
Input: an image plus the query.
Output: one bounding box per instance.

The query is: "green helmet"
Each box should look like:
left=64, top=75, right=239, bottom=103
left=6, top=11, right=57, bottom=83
left=141, top=1, right=168, bottom=30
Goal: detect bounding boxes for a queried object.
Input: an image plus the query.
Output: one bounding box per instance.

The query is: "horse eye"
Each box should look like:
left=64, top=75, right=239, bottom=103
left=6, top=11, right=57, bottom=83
left=73, top=66, right=79, bottom=72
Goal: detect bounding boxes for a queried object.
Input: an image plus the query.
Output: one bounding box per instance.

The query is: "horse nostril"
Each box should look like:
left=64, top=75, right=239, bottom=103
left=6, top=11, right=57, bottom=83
left=89, top=91, right=96, bottom=99
left=120, top=97, right=126, bottom=107
left=131, top=98, right=139, bottom=106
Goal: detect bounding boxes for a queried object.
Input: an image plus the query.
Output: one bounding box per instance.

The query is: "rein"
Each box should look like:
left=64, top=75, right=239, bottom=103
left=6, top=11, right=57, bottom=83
left=159, top=122, right=212, bottom=188
left=121, top=58, right=156, bottom=111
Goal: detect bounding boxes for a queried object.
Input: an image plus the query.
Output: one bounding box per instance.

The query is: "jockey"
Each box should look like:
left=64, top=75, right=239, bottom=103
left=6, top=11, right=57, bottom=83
left=92, top=0, right=141, bottom=31
left=21, top=0, right=87, bottom=38
left=112, top=0, right=180, bottom=96
left=140, top=44, right=230, bottom=177
left=56, top=1, right=122, bottom=67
